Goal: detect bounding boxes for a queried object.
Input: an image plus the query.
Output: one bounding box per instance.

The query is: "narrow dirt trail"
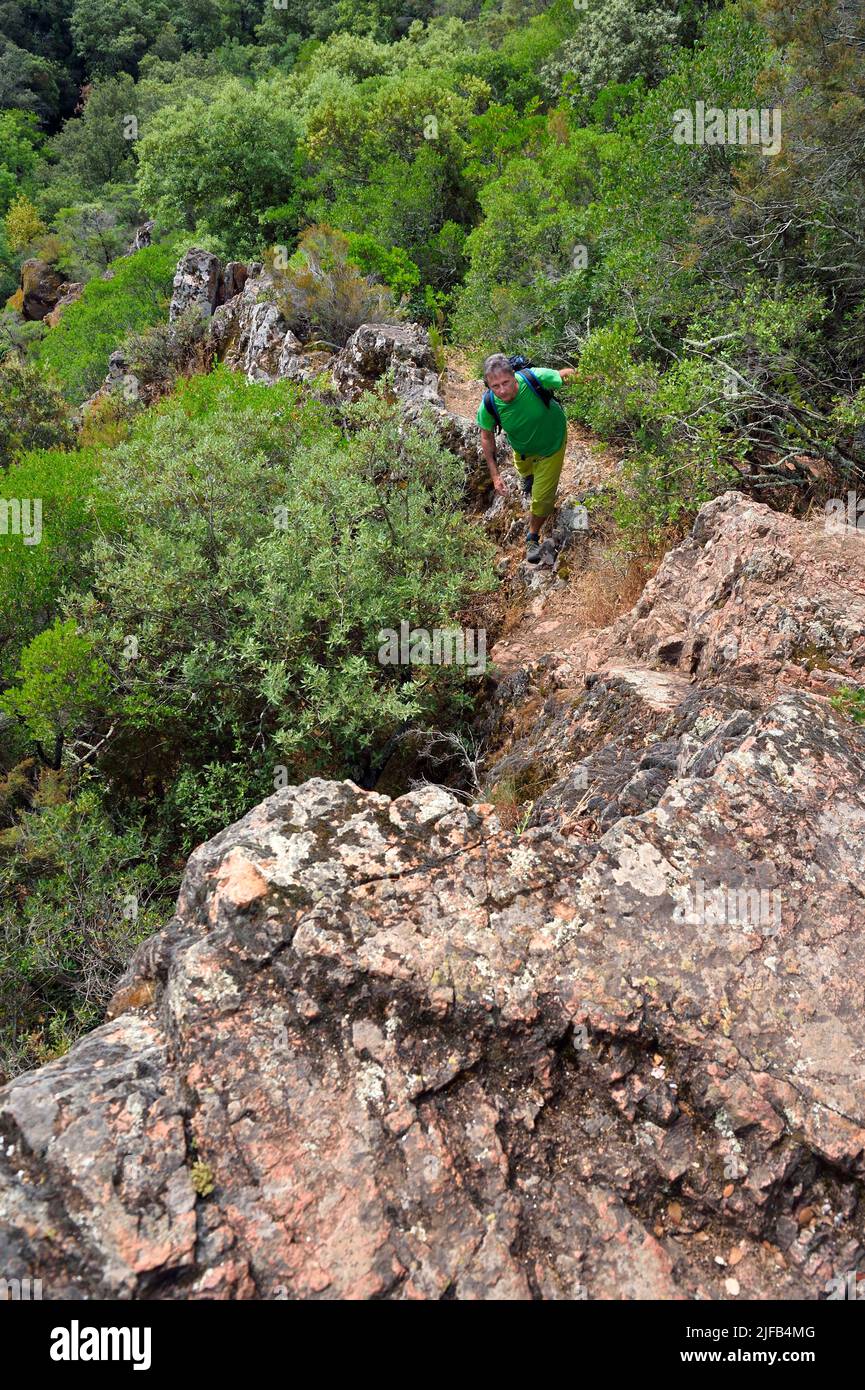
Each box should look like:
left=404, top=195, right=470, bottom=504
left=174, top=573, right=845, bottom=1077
left=442, top=352, right=659, bottom=678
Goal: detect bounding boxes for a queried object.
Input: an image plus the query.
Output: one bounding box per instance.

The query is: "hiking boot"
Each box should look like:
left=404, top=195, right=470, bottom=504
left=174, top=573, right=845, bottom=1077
left=521, top=473, right=534, bottom=500
left=525, top=531, right=542, bottom=564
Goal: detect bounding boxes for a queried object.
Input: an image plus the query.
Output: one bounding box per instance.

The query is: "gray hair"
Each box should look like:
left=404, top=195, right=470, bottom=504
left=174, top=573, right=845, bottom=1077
left=482, top=353, right=514, bottom=384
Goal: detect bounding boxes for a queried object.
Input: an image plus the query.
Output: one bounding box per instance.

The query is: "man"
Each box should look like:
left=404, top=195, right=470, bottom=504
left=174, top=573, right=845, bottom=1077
left=477, top=354, right=576, bottom=563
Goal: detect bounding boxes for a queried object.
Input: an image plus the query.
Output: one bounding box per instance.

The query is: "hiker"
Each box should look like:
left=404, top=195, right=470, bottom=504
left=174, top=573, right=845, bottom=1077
left=478, top=354, right=577, bottom=563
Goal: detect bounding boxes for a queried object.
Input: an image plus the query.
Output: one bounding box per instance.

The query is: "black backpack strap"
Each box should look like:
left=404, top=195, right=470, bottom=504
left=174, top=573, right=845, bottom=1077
left=518, top=367, right=553, bottom=409
left=482, top=387, right=502, bottom=432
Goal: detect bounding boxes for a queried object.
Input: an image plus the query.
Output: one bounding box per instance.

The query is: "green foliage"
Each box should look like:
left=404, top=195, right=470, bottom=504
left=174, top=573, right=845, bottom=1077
left=64, top=367, right=494, bottom=843
left=831, top=686, right=865, bottom=726
left=1, top=618, right=112, bottom=752
left=70, top=0, right=173, bottom=77
left=452, top=125, right=609, bottom=351
left=190, top=1159, right=215, bottom=1197
left=344, top=231, right=420, bottom=303
left=0, top=775, right=169, bottom=1079
left=0, top=355, right=74, bottom=468
left=136, top=79, right=301, bottom=253
left=0, top=108, right=42, bottom=213
left=32, top=239, right=180, bottom=400
left=274, top=223, right=397, bottom=343
left=0, top=442, right=118, bottom=683
left=43, top=73, right=140, bottom=194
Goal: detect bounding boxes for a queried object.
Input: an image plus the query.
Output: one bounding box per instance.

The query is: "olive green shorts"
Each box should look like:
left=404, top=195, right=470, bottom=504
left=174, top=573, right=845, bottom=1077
left=513, top=435, right=567, bottom=518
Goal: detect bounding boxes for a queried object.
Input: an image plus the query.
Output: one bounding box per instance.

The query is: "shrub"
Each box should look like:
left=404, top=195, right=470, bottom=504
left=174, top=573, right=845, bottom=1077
left=0, top=619, right=113, bottom=766
left=62, top=368, right=494, bottom=843
left=0, top=443, right=120, bottom=683
left=273, top=224, right=398, bottom=345
left=0, top=356, right=75, bottom=468
left=32, top=239, right=181, bottom=401
left=543, top=0, right=681, bottom=105
left=0, top=777, right=169, bottom=1080
left=122, top=305, right=212, bottom=394
left=3, top=193, right=45, bottom=254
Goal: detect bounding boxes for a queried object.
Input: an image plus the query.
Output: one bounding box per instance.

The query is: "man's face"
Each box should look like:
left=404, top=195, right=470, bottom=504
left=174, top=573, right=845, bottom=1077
left=487, top=367, right=518, bottom=402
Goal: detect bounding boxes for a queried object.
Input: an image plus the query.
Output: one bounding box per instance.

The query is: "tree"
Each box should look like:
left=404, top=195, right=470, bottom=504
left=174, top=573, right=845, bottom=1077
left=45, top=74, right=140, bottom=192
left=0, top=356, right=74, bottom=468
left=0, top=619, right=112, bottom=767
left=70, top=0, right=172, bottom=76
left=3, top=193, right=45, bottom=253
left=135, top=80, right=301, bottom=253
left=0, top=109, right=42, bottom=214
left=0, top=38, right=67, bottom=124
left=543, top=0, right=681, bottom=104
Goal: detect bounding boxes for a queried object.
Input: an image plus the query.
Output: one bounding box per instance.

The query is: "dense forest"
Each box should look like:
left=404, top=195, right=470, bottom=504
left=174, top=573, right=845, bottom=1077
left=1, top=0, right=863, bottom=1078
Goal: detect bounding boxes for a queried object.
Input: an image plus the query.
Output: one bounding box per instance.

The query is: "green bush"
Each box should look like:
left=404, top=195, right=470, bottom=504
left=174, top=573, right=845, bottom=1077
left=32, top=239, right=182, bottom=401
left=1, top=619, right=112, bottom=764
left=62, top=367, right=494, bottom=844
left=0, top=776, right=169, bottom=1080
left=0, top=442, right=121, bottom=684
left=0, top=356, right=75, bottom=468
left=135, top=79, right=302, bottom=254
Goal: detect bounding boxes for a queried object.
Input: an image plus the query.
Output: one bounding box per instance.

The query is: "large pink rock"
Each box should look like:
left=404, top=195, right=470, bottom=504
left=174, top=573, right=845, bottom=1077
left=1, top=676, right=864, bottom=1298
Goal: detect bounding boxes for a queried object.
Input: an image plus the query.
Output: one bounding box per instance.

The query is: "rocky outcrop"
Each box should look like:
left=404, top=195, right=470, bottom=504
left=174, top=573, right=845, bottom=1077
left=1, top=497, right=864, bottom=1301
left=209, top=273, right=303, bottom=383
left=169, top=248, right=223, bottom=323
left=20, top=259, right=68, bottom=321
left=329, top=322, right=507, bottom=500
left=483, top=492, right=865, bottom=834
left=125, top=220, right=154, bottom=255
left=330, top=321, right=438, bottom=400
left=558, top=491, right=865, bottom=698
left=42, top=281, right=83, bottom=328
left=166, top=249, right=506, bottom=493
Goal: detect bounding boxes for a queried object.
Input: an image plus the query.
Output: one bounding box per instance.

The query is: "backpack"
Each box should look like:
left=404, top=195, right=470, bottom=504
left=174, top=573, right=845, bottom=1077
left=482, top=357, right=558, bottom=433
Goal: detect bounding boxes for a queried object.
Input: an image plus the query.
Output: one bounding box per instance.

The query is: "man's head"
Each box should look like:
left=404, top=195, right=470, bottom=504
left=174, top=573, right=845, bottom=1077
left=483, top=353, right=519, bottom=403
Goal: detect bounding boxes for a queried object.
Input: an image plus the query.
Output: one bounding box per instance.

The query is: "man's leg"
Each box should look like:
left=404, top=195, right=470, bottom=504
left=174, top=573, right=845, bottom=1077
left=528, top=435, right=567, bottom=538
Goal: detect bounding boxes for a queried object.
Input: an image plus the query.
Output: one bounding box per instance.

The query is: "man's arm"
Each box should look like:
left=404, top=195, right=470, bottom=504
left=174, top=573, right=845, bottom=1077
left=532, top=366, right=578, bottom=387
left=481, top=428, right=507, bottom=495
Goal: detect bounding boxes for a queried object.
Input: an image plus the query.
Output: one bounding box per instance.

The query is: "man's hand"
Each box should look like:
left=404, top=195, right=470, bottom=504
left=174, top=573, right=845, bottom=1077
left=491, top=472, right=508, bottom=497
left=559, top=367, right=578, bottom=383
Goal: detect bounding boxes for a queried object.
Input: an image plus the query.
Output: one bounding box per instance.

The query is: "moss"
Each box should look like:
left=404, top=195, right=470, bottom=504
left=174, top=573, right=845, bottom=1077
left=790, top=642, right=832, bottom=672
left=190, top=1159, right=215, bottom=1198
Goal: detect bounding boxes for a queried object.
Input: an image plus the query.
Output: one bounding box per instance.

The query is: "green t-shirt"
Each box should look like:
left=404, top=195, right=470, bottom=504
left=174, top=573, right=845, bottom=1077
left=476, top=367, right=566, bottom=458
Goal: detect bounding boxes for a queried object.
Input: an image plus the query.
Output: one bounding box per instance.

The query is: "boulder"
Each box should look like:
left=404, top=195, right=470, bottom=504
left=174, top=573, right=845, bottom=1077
left=42, top=281, right=83, bottom=328
left=125, top=220, right=154, bottom=255
left=330, top=321, right=437, bottom=400
left=169, top=248, right=222, bottom=323
left=20, top=259, right=67, bottom=321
